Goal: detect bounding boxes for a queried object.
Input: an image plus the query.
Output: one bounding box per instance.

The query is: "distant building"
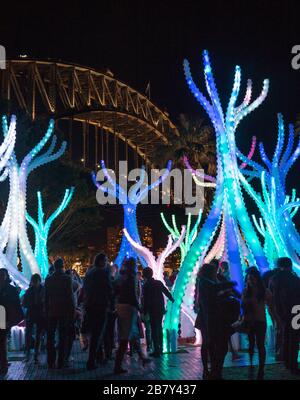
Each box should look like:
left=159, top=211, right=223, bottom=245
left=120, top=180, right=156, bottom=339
left=156, top=247, right=181, bottom=272
left=140, top=226, right=153, bottom=250
left=106, top=226, right=123, bottom=262
left=106, top=225, right=153, bottom=262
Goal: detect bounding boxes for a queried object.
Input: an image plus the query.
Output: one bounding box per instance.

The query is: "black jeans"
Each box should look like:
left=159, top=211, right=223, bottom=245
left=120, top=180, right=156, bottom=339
left=205, top=324, right=230, bottom=379
left=86, top=310, right=107, bottom=366
left=248, top=321, right=267, bottom=369
left=282, top=318, right=299, bottom=370
left=149, top=314, right=163, bottom=355
left=97, top=312, right=116, bottom=361
left=25, top=319, right=44, bottom=356
left=47, top=317, right=69, bottom=367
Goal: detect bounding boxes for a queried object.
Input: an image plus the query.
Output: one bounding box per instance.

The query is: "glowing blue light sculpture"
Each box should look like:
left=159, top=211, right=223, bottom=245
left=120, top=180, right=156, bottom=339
left=164, top=50, right=270, bottom=352
left=238, top=114, right=300, bottom=271
left=26, top=187, right=75, bottom=279
left=92, top=159, right=172, bottom=268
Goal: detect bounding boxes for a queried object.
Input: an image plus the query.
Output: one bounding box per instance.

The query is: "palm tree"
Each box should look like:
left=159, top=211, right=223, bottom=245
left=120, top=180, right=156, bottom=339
left=152, top=114, right=216, bottom=210
left=153, top=114, right=216, bottom=174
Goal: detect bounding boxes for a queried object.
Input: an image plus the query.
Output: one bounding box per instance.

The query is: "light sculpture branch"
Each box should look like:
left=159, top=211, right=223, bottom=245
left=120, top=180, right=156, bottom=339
left=161, top=211, right=203, bottom=343
left=26, top=187, right=75, bottom=279
left=163, top=50, right=269, bottom=352
left=238, top=114, right=300, bottom=271
left=92, top=160, right=172, bottom=268
left=0, top=116, right=29, bottom=289
left=183, top=50, right=269, bottom=280
left=1, top=116, right=66, bottom=279
left=183, top=135, right=257, bottom=186
left=123, top=226, right=185, bottom=283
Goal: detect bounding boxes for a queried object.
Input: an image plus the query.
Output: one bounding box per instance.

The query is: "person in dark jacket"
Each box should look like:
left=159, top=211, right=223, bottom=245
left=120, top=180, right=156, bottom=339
left=45, top=258, right=75, bottom=369
left=195, top=263, right=236, bottom=380
left=114, top=258, right=149, bottom=374
left=269, top=257, right=300, bottom=374
left=96, top=264, right=118, bottom=364
left=22, top=274, right=45, bottom=363
left=82, top=253, right=112, bottom=370
left=262, top=266, right=282, bottom=360
left=0, top=268, right=23, bottom=375
left=142, top=267, right=174, bottom=358
left=217, top=261, right=241, bottom=362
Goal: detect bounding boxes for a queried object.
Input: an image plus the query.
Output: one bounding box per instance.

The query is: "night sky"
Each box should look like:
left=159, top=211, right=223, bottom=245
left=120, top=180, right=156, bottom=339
left=1, top=1, right=300, bottom=147
left=1, top=0, right=300, bottom=248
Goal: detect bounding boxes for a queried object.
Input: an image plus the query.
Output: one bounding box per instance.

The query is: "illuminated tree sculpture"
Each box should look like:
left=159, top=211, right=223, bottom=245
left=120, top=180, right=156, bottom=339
left=164, top=50, right=270, bottom=352
left=1, top=116, right=66, bottom=279
left=123, top=226, right=185, bottom=282
left=0, top=115, right=29, bottom=289
left=160, top=211, right=203, bottom=342
left=26, top=187, right=75, bottom=279
left=92, top=160, right=172, bottom=268
left=238, top=114, right=300, bottom=271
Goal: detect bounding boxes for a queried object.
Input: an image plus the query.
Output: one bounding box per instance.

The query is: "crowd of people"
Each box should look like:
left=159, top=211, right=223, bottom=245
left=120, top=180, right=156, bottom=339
left=196, top=257, right=300, bottom=379
left=0, top=254, right=174, bottom=375
left=0, top=254, right=299, bottom=380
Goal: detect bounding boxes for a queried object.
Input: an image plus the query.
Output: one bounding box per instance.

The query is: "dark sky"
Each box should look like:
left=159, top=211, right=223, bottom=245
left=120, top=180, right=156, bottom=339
left=0, top=0, right=299, bottom=149
left=1, top=0, right=300, bottom=143
left=1, top=0, right=300, bottom=248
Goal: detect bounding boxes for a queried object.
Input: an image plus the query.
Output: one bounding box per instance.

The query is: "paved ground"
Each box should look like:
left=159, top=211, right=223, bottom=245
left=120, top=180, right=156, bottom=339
left=1, top=340, right=300, bottom=380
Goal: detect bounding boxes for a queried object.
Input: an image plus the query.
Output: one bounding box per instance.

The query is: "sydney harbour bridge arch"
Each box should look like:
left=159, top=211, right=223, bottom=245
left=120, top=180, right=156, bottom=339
left=0, top=59, right=179, bottom=169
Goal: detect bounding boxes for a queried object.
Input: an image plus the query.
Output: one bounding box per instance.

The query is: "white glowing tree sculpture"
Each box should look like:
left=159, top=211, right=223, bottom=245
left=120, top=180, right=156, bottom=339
left=160, top=211, right=203, bottom=343
left=92, top=160, right=172, bottom=268
left=123, top=226, right=185, bottom=283
left=0, top=116, right=29, bottom=289
left=26, top=187, right=75, bottom=279
left=1, top=116, right=66, bottom=279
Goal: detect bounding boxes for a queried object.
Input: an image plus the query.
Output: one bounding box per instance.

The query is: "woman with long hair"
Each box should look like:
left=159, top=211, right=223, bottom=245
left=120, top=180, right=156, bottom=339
left=242, top=267, right=272, bottom=380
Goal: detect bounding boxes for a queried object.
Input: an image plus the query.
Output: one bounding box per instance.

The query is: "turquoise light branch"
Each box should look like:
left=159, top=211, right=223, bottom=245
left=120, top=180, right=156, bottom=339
left=26, top=187, right=75, bottom=279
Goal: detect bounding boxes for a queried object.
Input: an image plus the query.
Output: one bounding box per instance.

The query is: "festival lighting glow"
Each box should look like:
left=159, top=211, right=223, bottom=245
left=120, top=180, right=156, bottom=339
left=163, top=50, right=270, bottom=352
left=161, top=211, right=202, bottom=342
left=0, top=115, right=29, bottom=289
left=26, top=188, right=75, bottom=279
left=123, top=226, right=185, bottom=282
left=92, top=160, right=172, bottom=268
left=238, top=114, right=300, bottom=271
left=1, top=116, right=66, bottom=279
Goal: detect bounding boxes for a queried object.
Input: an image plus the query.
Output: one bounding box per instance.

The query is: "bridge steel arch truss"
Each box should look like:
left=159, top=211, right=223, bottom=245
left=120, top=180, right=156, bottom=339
left=0, top=59, right=178, bottom=167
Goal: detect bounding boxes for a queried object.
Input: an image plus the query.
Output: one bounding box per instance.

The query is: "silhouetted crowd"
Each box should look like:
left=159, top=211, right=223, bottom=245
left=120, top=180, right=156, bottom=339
left=0, top=255, right=299, bottom=380
left=195, top=257, right=300, bottom=379
left=0, top=254, right=174, bottom=375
